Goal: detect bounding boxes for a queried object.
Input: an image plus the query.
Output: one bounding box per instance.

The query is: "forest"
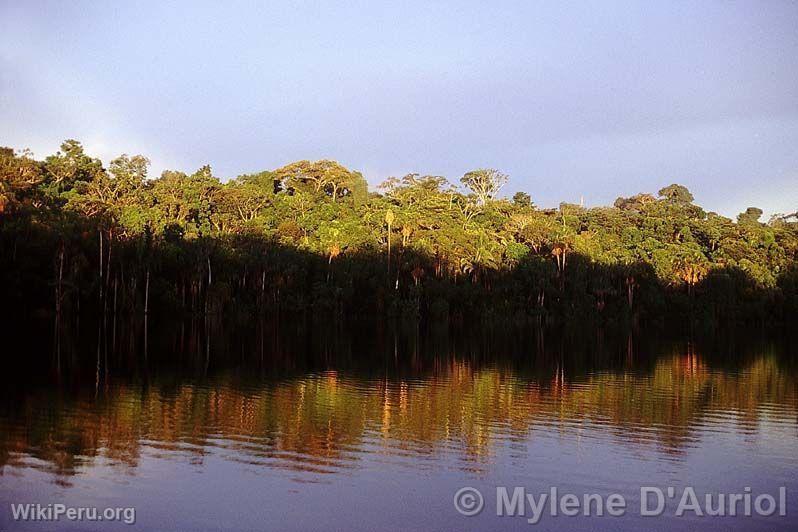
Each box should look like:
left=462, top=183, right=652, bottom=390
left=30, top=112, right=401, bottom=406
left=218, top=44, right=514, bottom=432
left=1, top=140, right=797, bottom=332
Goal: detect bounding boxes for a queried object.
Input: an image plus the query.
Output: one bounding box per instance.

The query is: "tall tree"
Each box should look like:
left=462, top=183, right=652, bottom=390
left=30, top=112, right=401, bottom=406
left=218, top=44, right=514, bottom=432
left=461, top=168, right=508, bottom=205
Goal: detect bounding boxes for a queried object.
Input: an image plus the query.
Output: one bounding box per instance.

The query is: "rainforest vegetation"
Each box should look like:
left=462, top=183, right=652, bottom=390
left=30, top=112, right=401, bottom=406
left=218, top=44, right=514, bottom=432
left=1, top=140, right=797, bottom=331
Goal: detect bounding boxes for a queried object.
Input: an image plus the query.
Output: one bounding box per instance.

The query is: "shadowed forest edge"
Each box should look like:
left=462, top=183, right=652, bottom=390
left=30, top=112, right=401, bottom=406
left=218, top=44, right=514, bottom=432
left=2, top=141, right=797, bottom=341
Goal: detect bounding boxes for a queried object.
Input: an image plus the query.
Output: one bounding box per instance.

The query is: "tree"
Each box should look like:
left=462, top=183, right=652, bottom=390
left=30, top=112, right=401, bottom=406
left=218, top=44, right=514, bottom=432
left=0, top=147, right=45, bottom=213
left=508, top=213, right=553, bottom=253
left=43, top=139, right=104, bottom=193
left=150, top=166, right=220, bottom=236
left=2, top=138, right=797, bottom=333
left=672, top=246, right=709, bottom=296
left=276, top=160, right=366, bottom=202
left=385, top=208, right=395, bottom=275
left=218, top=171, right=275, bottom=225
left=614, top=193, right=655, bottom=211
left=461, top=168, right=508, bottom=205
left=658, top=184, right=694, bottom=204
left=737, top=207, right=763, bottom=225
left=512, top=191, right=532, bottom=208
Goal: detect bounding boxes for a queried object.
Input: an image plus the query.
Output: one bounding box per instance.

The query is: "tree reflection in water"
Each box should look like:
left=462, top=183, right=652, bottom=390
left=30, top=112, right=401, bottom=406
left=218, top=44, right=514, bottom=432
left=1, top=328, right=795, bottom=485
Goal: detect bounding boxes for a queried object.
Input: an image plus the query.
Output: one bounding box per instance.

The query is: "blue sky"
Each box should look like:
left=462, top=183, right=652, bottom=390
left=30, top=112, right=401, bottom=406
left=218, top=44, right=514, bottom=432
left=1, top=1, right=796, bottom=217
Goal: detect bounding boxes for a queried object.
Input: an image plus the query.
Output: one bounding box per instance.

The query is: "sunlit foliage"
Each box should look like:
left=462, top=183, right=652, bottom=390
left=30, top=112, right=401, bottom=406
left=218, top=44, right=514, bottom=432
left=1, top=140, right=796, bottom=325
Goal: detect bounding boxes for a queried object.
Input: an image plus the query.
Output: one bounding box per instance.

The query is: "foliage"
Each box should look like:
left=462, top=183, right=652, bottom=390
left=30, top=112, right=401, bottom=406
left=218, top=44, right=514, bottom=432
left=1, top=141, right=797, bottom=327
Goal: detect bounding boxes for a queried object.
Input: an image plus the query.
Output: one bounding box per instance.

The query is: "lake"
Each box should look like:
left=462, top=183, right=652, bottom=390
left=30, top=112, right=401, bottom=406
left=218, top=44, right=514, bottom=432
left=1, top=324, right=797, bottom=531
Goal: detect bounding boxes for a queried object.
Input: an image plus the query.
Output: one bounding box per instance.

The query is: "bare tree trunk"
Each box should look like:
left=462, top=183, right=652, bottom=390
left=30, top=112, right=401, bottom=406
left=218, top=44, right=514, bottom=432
left=206, top=256, right=212, bottom=315
left=627, top=279, right=634, bottom=309
left=112, top=275, right=118, bottom=352
left=54, top=245, right=65, bottom=372
left=144, top=268, right=150, bottom=315
left=106, top=230, right=112, bottom=300
left=98, top=230, right=104, bottom=304
left=102, top=232, right=111, bottom=359
left=261, top=270, right=266, bottom=308
left=76, top=289, right=80, bottom=335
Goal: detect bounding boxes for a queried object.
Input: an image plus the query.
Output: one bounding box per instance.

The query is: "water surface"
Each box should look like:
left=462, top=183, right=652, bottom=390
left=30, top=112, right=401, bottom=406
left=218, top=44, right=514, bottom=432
left=1, top=329, right=797, bottom=531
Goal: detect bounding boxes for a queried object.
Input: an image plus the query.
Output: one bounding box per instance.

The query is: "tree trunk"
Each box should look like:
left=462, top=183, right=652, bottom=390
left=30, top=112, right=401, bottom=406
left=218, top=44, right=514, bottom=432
left=205, top=256, right=212, bottom=315
left=54, top=245, right=65, bottom=371
left=387, top=224, right=392, bottom=276
left=144, top=268, right=150, bottom=315
left=112, top=275, right=118, bottom=352
left=98, top=230, right=104, bottom=304
left=626, top=278, right=634, bottom=309
left=261, top=270, right=266, bottom=307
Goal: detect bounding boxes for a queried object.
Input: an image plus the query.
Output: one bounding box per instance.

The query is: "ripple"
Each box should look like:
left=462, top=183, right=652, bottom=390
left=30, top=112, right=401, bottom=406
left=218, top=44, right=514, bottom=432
left=1, top=352, right=797, bottom=486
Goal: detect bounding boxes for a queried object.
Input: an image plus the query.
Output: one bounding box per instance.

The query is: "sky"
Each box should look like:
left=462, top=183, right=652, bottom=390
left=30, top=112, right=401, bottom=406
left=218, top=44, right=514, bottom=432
left=1, top=0, right=797, bottom=218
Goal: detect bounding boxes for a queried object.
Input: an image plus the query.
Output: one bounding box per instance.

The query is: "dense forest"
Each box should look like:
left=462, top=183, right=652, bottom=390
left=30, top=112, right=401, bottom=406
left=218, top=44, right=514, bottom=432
left=1, top=140, right=797, bottom=332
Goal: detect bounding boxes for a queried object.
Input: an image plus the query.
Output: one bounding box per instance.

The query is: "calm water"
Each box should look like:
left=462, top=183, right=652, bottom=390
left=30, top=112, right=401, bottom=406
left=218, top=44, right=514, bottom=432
left=1, top=327, right=797, bottom=531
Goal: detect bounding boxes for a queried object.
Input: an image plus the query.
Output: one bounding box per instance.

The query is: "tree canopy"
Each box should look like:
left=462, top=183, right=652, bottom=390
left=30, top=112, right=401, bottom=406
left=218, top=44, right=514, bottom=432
left=1, top=140, right=797, bottom=328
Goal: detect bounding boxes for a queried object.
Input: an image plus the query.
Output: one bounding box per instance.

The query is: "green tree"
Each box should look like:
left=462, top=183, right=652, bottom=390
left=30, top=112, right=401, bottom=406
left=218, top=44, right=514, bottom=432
left=658, top=184, right=694, bottom=205
left=461, top=168, right=508, bottom=205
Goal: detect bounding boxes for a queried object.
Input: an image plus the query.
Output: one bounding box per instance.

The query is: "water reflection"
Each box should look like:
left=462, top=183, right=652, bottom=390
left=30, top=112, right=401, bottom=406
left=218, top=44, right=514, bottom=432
left=2, top=342, right=796, bottom=485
